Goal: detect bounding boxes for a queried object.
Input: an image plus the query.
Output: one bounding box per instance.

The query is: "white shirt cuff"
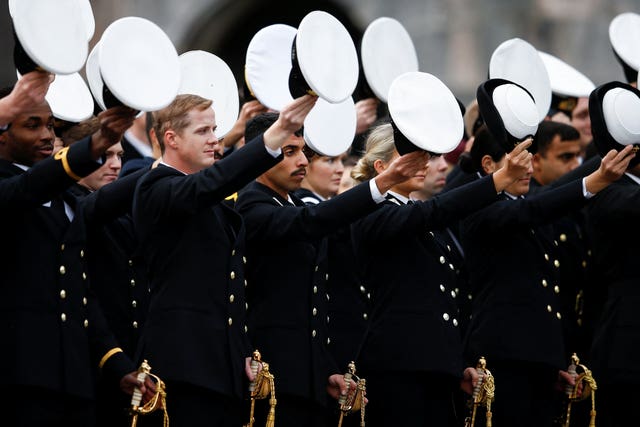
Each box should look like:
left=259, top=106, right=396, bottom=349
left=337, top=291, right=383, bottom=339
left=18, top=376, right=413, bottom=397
left=369, top=179, right=386, bottom=204
left=582, top=177, right=595, bottom=199
left=265, top=145, right=282, bottom=158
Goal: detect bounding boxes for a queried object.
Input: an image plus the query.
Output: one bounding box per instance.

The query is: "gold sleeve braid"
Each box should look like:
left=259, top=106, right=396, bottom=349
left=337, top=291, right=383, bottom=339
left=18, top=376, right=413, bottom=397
left=54, top=147, right=82, bottom=181
left=98, top=347, right=124, bottom=369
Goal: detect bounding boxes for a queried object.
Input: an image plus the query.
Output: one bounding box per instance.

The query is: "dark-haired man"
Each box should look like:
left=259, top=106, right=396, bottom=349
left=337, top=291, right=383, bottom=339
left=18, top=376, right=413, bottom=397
left=235, top=112, right=430, bottom=427
left=0, top=72, right=147, bottom=427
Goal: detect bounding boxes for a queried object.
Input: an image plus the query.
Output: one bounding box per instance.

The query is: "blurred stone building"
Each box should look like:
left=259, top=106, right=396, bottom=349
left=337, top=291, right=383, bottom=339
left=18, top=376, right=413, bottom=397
left=1, top=0, right=639, bottom=104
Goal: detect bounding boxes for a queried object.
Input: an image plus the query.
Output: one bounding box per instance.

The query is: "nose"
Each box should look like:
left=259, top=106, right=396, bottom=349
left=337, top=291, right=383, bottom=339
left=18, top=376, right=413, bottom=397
left=298, top=151, right=309, bottom=167
left=41, top=125, right=54, bottom=142
left=108, top=156, right=122, bottom=170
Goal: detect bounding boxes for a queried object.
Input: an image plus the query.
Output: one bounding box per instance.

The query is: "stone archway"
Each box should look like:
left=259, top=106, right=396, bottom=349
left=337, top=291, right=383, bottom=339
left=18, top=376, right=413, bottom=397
left=180, top=0, right=364, bottom=102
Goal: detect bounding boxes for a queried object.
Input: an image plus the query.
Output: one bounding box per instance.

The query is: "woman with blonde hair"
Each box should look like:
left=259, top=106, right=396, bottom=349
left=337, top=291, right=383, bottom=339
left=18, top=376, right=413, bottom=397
left=348, top=122, right=532, bottom=426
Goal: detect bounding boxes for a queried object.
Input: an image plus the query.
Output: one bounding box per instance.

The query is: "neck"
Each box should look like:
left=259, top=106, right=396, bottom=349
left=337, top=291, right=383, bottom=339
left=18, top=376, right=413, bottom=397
left=256, top=176, right=289, bottom=199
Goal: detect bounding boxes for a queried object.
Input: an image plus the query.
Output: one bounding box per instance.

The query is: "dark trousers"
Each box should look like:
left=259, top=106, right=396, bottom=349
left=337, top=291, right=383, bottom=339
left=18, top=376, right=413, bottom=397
left=253, top=393, right=333, bottom=427
left=96, top=379, right=131, bottom=427
left=596, top=383, right=639, bottom=427
left=163, top=381, right=244, bottom=427
left=2, top=385, right=96, bottom=427
left=488, top=360, right=558, bottom=427
left=364, top=371, right=459, bottom=427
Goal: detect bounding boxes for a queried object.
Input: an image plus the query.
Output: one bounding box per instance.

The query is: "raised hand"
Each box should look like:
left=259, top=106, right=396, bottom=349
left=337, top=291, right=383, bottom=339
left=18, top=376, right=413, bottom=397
left=373, top=150, right=430, bottom=194
left=585, top=144, right=635, bottom=194
left=0, top=71, right=54, bottom=125
left=355, top=97, right=379, bottom=135
left=492, top=137, right=533, bottom=192
left=263, top=94, right=318, bottom=150
left=90, top=106, right=137, bottom=160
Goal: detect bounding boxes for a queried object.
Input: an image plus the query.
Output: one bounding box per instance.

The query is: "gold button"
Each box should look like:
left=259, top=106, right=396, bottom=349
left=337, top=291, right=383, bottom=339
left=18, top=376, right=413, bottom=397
left=560, top=233, right=567, bottom=242
left=315, top=265, right=319, bottom=272
left=245, top=302, right=248, bottom=310
left=325, top=273, right=329, bottom=281
left=439, top=256, right=446, bottom=264
left=542, top=279, right=548, bottom=288
left=446, top=244, right=451, bottom=252
left=360, top=285, right=366, bottom=293
left=80, top=249, right=84, bottom=258
left=363, top=313, right=368, bottom=320
left=449, top=263, right=455, bottom=271
left=244, top=325, right=248, bottom=333
left=327, top=338, right=331, bottom=345
left=83, top=297, right=87, bottom=306
left=440, top=284, right=445, bottom=292
left=59, top=290, right=66, bottom=299
left=429, top=231, right=435, bottom=237
left=582, top=260, right=587, bottom=268
left=326, top=294, right=330, bottom=301
left=230, top=271, right=236, bottom=280
left=231, top=249, right=235, bottom=256
left=554, top=260, right=560, bottom=268
left=132, top=300, right=137, bottom=308
left=61, top=313, right=67, bottom=322
left=451, top=290, right=457, bottom=298
left=312, top=330, right=317, bottom=337
left=577, top=319, right=583, bottom=326
left=84, top=319, right=89, bottom=328
left=443, top=313, right=450, bottom=321
left=243, top=256, right=247, bottom=264
left=244, top=280, right=248, bottom=287
left=313, top=286, right=318, bottom=294
left=82, top=272, right=87, bottom=280
left=130, top=279, right=136, bottom=287
left=228, top=318, right=233, bottom=326
left=556, top=312, right=562, bottom=320
left=554, top=286, right=560, bottom=294
left=453, top=319, right=459, bottom=327
left=312, top=308, right=317, bottom=316
left=229, top=294, right=235, bottom=303
left=61, top=244, right=65, bottom=251
left=531, top=229, right=535, bottom=235
left=468, top=294, right=473, bottom=300
left=544, top=254, right=549, bottom=261
left=327, top=315, right=330, bottom=323
left=367, top=293, right=371, bottom=300
left=547, top=305, right=552, bottom=313
left=133, top=321, right=138, bottom=328
left=59, top=266, right=66, bottom=275
left=128, top=259, right=133, bottom=266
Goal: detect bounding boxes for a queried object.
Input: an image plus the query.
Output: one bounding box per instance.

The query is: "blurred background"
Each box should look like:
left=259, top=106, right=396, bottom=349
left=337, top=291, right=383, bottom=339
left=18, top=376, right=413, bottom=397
left=1, top=0, right=639, bottom=105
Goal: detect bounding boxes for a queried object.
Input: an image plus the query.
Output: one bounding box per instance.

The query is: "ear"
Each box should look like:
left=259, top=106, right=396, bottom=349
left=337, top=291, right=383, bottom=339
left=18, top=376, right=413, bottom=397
left=164, top=129, right=178, bottom=150
left=481, top=154, right=498, bottom=175
left=373, top=158, right=387, bottom=175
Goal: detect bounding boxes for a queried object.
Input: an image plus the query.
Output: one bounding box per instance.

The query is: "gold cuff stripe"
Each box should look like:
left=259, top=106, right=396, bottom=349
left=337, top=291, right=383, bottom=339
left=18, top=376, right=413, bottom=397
left=225, top=192, right=238, bottom=201
left=99, top=347, right=123, bottom=370
left=53, top=147, right=82, bottom=181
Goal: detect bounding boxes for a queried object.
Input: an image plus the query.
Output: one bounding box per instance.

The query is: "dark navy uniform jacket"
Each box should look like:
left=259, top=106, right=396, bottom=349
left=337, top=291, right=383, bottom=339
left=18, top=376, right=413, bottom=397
left=585, top=173, right=640, bottom=385
left=293, top=187, right=371, bottom=372
left=0, top=139, right=133, bottom=400
left=236, top=180, right=380, bottom=406
left=461, top=179, right=590, bottom=370
left=132, top=136, right=280, bottom=399
left=350, top=175, right=500, bottom=378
